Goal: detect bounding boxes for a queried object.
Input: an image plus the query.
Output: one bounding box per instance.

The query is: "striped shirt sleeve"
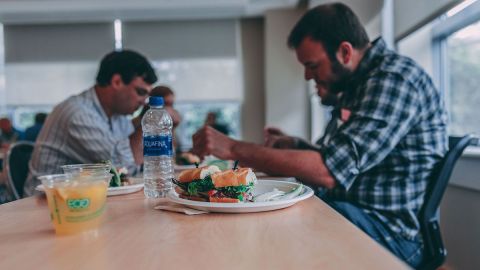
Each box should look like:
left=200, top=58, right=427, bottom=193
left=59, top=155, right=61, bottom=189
left=66, top=111, right=118, bottom=163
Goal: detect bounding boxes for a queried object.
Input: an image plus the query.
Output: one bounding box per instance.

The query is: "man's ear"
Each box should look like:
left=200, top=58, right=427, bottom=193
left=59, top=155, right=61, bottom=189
left=336, top=41, right=353, bottom=65
left=110, top=74, right=125, bottom=90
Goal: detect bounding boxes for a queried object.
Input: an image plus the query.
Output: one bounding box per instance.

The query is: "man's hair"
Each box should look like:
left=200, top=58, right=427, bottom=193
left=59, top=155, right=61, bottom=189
left=96, top=50, right=158, bottom=86
left=34, top=113, right=48, bottom=124
left=287, top=3, right=370, bottom=59
left=150, top=85, right=174, bottom=97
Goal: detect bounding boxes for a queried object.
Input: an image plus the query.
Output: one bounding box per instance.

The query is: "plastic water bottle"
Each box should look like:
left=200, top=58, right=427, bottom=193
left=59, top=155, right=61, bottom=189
left=142, top=96, right=174, bottom=198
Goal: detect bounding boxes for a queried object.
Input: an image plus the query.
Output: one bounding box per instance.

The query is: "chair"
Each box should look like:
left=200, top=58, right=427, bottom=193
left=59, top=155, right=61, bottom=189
left=4, top=141, right=35, bottom=200
left=419, top=135, right=478, bottom=270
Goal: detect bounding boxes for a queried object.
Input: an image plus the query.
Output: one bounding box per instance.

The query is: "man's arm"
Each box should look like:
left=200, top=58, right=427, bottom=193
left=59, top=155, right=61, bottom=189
left=130, top=116, right=143, bottom=165
left=192, top=126, right=336, bottom=188
left=264, top=126, right=321, bottom=151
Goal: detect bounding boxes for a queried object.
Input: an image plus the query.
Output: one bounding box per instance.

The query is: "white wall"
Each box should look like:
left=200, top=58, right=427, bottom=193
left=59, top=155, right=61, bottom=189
left=240, top=18, right=265, bottom=144
left=309, top=0, right=382, bottom=21
left=394, top=0, right=462, bottom=40
left=441, top=161, right=480, bottom=270
left=264, top=7, right=308, bottom=138
left=397, top=22, right=434, bottom=78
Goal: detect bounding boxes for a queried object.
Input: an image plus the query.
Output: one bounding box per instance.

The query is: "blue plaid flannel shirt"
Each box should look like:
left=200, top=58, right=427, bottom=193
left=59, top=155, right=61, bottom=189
left=319, top=38, right=448, bottom=240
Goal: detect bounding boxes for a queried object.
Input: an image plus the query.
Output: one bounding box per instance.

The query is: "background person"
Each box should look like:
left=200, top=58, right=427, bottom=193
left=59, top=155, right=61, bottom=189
left=24, top=113, right=48, bottom=142
left=204, top=111, right=230, bottom=136
left=25, top=50, right=157, bottom=196
left=0, top=118, right=21, bottom=146
left=191, top=3, right=447, bottom=268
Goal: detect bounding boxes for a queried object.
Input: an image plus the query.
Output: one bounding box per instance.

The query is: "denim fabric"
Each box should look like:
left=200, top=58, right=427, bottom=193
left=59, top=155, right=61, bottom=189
left=325, top=200, right=423, bottom=269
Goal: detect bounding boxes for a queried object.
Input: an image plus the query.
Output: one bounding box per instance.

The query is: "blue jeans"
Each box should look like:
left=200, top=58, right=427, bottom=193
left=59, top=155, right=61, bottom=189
left=324, top=200, right=423, bottom=268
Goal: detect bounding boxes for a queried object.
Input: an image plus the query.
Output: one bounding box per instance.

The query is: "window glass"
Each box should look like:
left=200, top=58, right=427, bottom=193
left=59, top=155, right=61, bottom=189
left=152, top=58, right=242, bottom=149
left=6, top=105, right=51, bottom=131
left=175, top=101, right=240, bottom=151
left=447, top=20, right=480, bottom=135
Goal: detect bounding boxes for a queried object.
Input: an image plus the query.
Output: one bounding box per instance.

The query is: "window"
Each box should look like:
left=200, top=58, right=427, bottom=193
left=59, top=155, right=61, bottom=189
left=1, top=20, right=243, bottom=142
left=175, top=101, right=240, bottom=151
left=1, top=22, right=114, bottom=130
left=432, top=0, right=480, bottom=136
left=152, top=58, right=242, bottom=150
left=445, top=21, right=480, bottom=135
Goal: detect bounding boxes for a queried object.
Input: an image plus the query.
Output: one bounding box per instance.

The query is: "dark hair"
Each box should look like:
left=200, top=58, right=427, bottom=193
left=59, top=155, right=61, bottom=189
left=140, top=85, right=176, bottom=116
left=95, top=50, right=158, bottom=86
left=288, top=3, right=369, bottom=59
left=150, top=85, right=174, bottom=97
left=34, top=113, right=47, bottom=124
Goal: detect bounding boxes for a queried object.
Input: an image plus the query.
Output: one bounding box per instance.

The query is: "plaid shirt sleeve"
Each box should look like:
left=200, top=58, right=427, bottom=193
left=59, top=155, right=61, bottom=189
left=321, top=72, right=421, bottom=190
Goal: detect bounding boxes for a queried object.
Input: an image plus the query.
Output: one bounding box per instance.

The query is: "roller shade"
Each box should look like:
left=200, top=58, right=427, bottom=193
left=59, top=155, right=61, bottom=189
left=122, top=19, right=237, bottom=59
left=4, top=23, right=115, bottom=63
left=4, top=22, right=114, bottom=105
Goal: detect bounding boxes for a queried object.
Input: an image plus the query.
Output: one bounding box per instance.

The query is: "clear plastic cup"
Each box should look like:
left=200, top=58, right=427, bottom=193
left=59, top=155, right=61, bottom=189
left=39, top=173, right=110, bottom=235
left=61, top=163, right=111, bottom=176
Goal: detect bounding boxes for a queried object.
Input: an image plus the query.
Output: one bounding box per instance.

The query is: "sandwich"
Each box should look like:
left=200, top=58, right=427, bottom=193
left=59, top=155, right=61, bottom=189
left=173, top=166, right=257, bottom=203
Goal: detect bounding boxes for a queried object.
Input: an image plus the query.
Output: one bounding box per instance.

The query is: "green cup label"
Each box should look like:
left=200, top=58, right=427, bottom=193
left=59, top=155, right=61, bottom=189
left=67, top=198, right=90, bottom=210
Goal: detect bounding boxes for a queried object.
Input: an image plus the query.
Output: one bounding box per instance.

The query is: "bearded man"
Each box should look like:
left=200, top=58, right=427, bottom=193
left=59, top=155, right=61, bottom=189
left=192, top=3, right=447, bottom=268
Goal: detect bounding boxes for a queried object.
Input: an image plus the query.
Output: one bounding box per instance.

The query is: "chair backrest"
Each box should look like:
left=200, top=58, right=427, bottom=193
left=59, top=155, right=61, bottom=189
left=5, top=141, right=35, bottom=200
left=419, top=135, right=477, bottom=270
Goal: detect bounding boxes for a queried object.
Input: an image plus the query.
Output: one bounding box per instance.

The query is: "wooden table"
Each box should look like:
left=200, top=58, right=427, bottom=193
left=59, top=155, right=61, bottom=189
left=0, top=191, right=409, bottom=269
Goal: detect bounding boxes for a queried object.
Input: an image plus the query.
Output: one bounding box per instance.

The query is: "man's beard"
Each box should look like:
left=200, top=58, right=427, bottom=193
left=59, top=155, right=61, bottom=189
left=319, top=59, right=353, bottom=107
left=319, top=91, right=338, bottom=106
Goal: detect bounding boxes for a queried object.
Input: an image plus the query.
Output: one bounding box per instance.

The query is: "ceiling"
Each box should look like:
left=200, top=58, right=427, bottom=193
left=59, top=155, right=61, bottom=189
left=0, top=0, right=301, bottom=24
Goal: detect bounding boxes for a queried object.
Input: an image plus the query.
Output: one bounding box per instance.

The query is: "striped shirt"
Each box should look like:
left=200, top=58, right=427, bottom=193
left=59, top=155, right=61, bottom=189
left=24, top=88, right=136, bottom=196
left=319, top=38, right=448, bottom=240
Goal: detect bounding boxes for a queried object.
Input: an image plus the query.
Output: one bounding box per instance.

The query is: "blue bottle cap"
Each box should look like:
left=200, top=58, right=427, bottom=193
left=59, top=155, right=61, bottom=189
left=149, top=96, right=164, bottom=106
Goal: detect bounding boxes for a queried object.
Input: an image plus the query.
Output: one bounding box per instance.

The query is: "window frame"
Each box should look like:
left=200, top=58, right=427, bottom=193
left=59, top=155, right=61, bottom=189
left=432, top=0, right=480, bottom=136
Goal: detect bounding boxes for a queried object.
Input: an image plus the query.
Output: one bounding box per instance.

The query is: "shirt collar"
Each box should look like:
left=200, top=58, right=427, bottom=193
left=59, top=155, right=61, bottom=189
left=88, top=87, right=109, bottom=122
left=349, top=37, right=388, bottom=83
left=339, top=37, right=389, bottom=107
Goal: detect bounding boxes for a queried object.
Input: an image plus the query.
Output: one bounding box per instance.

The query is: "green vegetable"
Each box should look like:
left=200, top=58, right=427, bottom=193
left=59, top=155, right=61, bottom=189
left=109, top=167, right=121, bottom=187
left=281, top=184, right=304, bottom=200
left=172, top=177, right=254, bottom=201
left=216, top=182, right=254, bottom=200
left=100, top=160, right=121, bottom=187
left=206, top=160, right=229, bottom=171
left=184, top=176, right=215, bottom=196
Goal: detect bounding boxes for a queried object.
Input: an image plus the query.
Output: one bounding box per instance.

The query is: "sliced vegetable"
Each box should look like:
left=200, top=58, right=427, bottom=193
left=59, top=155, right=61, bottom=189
left=280, top=184, right=303, bottom=200
left=253, top=188, right=285, bottom=202
left=109, top=167, right=121, bottom=187
left=253, top=184, right=304, bottom=202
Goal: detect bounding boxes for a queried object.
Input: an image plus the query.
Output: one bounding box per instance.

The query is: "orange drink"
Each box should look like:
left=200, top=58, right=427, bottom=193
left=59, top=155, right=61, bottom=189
left=40, top=174, right=109, bottom=235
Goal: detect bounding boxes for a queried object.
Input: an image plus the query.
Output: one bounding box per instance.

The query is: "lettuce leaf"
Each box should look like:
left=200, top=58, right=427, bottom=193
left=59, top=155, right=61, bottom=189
left=181, top=176, right=215, bottom=196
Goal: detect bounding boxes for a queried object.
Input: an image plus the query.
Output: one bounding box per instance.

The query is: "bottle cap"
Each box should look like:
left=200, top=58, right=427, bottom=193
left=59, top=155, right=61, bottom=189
left=149, top=96, right=164, bottom=106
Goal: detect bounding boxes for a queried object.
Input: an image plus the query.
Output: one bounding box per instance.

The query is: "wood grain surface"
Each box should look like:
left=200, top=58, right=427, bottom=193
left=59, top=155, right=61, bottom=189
left=0, top=191, right=409, bottom=269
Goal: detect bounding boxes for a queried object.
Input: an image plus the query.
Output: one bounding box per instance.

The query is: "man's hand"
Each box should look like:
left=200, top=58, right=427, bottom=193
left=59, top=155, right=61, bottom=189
left=192, top=126, right=236, bottom=160
left=264, top=126, right=296, bottom=149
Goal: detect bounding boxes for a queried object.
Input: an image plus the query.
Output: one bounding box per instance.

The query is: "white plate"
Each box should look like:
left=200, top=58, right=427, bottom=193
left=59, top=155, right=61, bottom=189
left=106, top=183, right=144, bottom=196
left=167, top=179, right=314, bottom=213
left=35, top=179, right=144, bottom=197
left=174, top=164, right=197, bottom=172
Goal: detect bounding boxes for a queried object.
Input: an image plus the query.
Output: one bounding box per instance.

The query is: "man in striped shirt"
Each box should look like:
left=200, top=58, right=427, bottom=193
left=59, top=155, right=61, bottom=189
left=192, top=3, right=447, bottom=268
left=25, top=50, right=157, bottom=196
